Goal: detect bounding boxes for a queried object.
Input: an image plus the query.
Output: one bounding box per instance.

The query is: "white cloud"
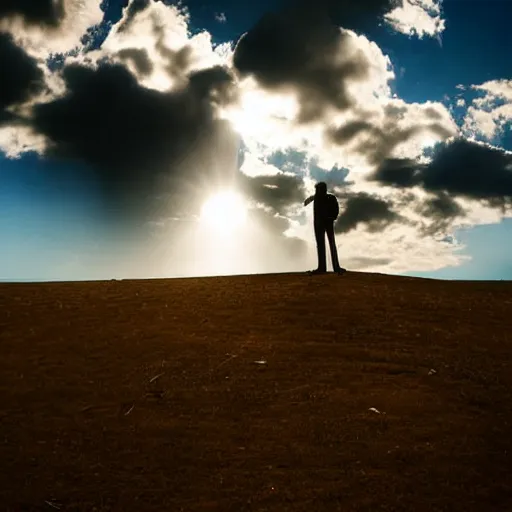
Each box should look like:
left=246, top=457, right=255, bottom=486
left=215, top=12, right=227, bottom=23
left=0, top=124, right=47, bottom=158
left=462, top=79, right=512, bottom=140
left=384, top=0, right=445, bottom=39
left=65, top=2, right=233, bottom=92
left=341, top=224, right=469, bottom=273
left=475, top=80, right=512, bottom=101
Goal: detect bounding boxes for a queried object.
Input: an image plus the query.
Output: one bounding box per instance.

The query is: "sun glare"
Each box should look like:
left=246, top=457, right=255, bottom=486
left=200, top=191, right=248, bottom=235
left=224, top=87, right=299, bottom=140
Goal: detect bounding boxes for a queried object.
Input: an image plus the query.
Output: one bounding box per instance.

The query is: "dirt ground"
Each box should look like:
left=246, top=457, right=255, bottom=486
left=1, top=271, right=511, bottom=511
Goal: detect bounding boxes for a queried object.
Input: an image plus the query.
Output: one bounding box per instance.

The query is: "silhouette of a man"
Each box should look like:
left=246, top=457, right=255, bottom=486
left=304, top=182, right=345, bottom=274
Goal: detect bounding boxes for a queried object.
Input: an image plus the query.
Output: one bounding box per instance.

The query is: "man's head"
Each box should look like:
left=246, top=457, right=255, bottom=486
left=315, top=181, right=327, bottom=195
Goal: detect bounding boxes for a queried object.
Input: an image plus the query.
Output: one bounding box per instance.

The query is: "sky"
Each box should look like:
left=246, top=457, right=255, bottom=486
left=0, top=0, right=511, bottom=282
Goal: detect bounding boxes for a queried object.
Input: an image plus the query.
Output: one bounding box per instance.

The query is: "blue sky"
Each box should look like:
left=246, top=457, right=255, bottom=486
left=1, top=0, right=511, bottom=281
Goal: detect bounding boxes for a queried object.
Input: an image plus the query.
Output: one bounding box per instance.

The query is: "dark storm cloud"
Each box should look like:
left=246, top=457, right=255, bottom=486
left=0, top=0, right=64, bottom=27
left=30, top=61, right=240, bottom=222
left=422, top=139, right=512, bottom=201
left=372, top=139, right=512, bottom=206
left=238, top=172, right=306, bottom=214
left=372, top=157, right=420, bottom=187
left=335, top=191, right=400, bottom=233
left=0, top=32, right=44, bottom=111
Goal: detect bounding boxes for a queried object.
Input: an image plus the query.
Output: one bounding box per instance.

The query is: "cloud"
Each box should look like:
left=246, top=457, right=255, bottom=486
left=335, top=191, right=400, bottom=233
left=339, top=223, right=471, bottom=273
left=343, top=256, right=392, bottom=269
left=372, top=138, right=512, bottom=206
left=29, top=61, right=239, bottom=222
left=95, top=1, right=232, bottom=91
left=384, top=0, right=445, bottom=39
left=233, top=4, right=395, bottom=124
left=0, top=32, right=44, bottom=111
left=229, top=5, right=455, bottom=176
left=0, top=32, right=51, bottom=156
left=462, top=79, right=512, bottom=140
left=415, top=192, right=466, bottom=236
left=0, top=0, right=65, bottom=27
left=215, top=12, right=227, bottom=23
left=116, top=47, right=154, bottom=77
left=325, top=99, right=457, bottom=167
left=420, top=192, right=465, bottom=219
left=0, top=0, right=243, bottom=222
left=116, top=0, right=151, bottom=31
left=0, top=0, right=103, bottom=56
left=238, top=169, right=307, bottom=215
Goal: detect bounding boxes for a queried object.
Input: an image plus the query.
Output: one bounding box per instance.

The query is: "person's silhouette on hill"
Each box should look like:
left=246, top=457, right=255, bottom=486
left=304, top=182, right=346, bottom=275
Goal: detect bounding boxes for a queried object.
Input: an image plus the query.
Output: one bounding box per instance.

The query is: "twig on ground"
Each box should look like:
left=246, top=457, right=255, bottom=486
left=212, top=354, right=238, bottom=372
left=44, top=500, right=61, bottom=510
left=149, top=372, right=165, bottom=383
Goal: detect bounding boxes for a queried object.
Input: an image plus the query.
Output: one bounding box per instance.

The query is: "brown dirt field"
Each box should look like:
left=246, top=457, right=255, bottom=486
left=1, top=271, right=512, bottom=512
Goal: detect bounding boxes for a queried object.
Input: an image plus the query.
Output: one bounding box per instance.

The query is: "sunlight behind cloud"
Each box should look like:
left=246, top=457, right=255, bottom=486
left=223, top=82, right=299, bottom=143
left=200, top=190, right=248, bottom=235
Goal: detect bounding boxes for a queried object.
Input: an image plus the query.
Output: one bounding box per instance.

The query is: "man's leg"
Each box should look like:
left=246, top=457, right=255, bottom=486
left=314, top=222, right=327, bottom=272
left=326, top=222, right=342, bottom=272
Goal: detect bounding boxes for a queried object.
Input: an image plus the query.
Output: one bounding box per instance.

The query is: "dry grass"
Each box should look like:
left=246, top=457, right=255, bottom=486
left=1, top=271, right=511, bottom=511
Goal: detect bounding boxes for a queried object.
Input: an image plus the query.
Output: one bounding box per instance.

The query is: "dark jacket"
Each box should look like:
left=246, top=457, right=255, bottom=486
left=311, top=193, right=339, bottom=223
